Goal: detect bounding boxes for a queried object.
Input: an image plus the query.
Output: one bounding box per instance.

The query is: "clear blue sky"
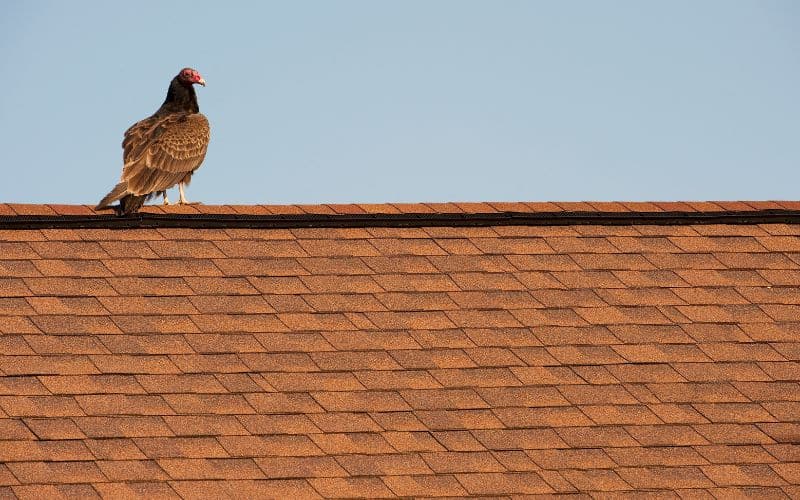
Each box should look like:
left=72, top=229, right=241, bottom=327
left=1, top=1, right=798, bottom=205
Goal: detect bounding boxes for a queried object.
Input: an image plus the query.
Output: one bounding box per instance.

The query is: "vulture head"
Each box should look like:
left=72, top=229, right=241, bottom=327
left=178, top=67, right=206, bottom=87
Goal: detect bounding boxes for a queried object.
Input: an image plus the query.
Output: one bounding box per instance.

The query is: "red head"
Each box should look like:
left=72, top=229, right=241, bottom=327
left=178, top=67, right=206, bottom=86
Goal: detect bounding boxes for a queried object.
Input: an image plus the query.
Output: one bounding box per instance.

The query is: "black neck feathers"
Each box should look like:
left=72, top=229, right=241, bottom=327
left=156, top=77, right=199, bottom=115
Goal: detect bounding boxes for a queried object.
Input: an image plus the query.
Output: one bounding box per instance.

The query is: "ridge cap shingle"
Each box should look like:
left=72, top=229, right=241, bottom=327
left=1, top=200, right=799, bottom=217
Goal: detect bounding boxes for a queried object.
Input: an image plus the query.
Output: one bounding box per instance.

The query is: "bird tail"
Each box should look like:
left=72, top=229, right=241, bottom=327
left=95, top=182, right=128, bottom=211
left=96, top=182, right=146, bottom=216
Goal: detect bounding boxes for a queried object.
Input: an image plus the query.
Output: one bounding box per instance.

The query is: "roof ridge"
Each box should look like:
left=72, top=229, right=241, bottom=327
left=1, top=207, right=800, bottom=230
left=1, top=201, right=799, bottom=218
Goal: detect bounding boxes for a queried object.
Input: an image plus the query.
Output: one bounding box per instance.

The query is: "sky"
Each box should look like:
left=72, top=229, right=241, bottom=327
left=1, top=1, right=798, bottom=205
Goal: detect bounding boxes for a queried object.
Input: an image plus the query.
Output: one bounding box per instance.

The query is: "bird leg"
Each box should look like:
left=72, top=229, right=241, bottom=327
left=178, top=183, right=189, bottom=205
left=162, top=192, right=171, bottom=205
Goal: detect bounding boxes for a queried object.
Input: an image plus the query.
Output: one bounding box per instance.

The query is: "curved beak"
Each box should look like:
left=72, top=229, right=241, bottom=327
left=197, top=78, right=206, bottom=87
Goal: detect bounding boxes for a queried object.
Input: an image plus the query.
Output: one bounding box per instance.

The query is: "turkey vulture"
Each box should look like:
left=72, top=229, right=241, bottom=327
left=96, top=67, right=210, bottom=215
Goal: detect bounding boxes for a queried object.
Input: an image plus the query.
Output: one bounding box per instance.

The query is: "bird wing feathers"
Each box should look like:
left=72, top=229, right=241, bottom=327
left=121, top=113, right=210, bottom=196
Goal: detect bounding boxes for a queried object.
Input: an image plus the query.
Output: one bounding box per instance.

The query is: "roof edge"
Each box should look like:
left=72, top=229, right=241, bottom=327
left=2, top=209, right=800, bottom=230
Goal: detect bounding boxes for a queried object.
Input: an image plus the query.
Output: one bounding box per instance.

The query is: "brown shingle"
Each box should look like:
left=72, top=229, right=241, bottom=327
left=312, top=351, right=400, bottom=371
left=38, top=374, right=144, bottom=394
left=7, top=461, right=106, bottom=484
left=191, top=313, right=288, bottom=333
left=309, top=477, right=394, bottom=498
left=598, top=287, right=684, bottom=306
left=24, top=277, right=118, bottom=297
left=90, top=354, right=180, bottom=375
left=695, top=444, right=776, bottom=464
left=556, top=426, right=638, bottom=447
left=156, top=458, right=265, bottom=479
left=646, top=382, right=749, bottom=403
left=163, top=394, right=255, bottom=415
left=73, top=416, right=174, bottom=439
left=169, top=354, right=250, bottom=373
left=561, top=469, right=632, bottom=491
left=421, top=451, right=504, bottom=473
left=0, top=440, right=94, bottom=462
left=363, top=255, right=439, bottom=274
left=693, top=403, right=776, bottom=423
left=182, top=277, right=261, bottom=296
left=1, top=355, right=100, bottom=376
left=693, top=424, right=775, bottom=445
left=136, top=374, right=227, bottom=394
left=528, top=448, right=615, bottom=469
left=278, top=312, right=357, bottom=331
left=366, top=311, right=456, bottom=330
left=169, top=479, right=320, bottom=499
left=383, top=474, right=468, bottom=496
left=613, top=344, right=710, bottom=363
left=83, top=438, right=146, bottom=460
left=382, top=431, right=444, bottom=452
left=26, top=297, right=109, bottom=315
left=29, top=241, right=109, bottom=259
left=311, top=391, right=410, bottom=412
left=110, top=315, right=200, bottom=334
left=98, top=334, right=192, bottom=355
left=469, top=237, right=553, bottom=255
left=237, top=414, right=321, bottom=435
left=355, top=370, right=440, bottom=390
left=183, top=333, right=263, bottom=354
left=410, top=329, right=475, bottom=348
left=98, top=296, right=197, bottom=315
left=449, top=271, right=527, bottom=291
left=22, top=418, right=82, bottom=440
left=100, top=241, right=160, bottom=259
left=215, top=240, right=307, bottom=258
left=255, top=456, right=347, bottom=478
left=302, top=292, right=386, bottom=312
left=463, top=346, right=524, bottom=366
left=473, top=428, right=567, bottom=450
left=309, top=432, right=394, bottom=454
left=31, top=315, right=122, bottom=335
left=495, top=406, right=592, bottom=427
left=388, top=351, right=461, bottom=372
left=300, top=274, right=382, bottom=293
left=212, top=257, right=306, bottom=277
left=456, top=471, right=554, bottom=494
left=616, top=466, right=714, bottom=489
left=336, top=453, right=432, bottom=475
left=97, top=459, right=169, bottom=481
left=415, top=409, right=504, bottom=430
left=103, top=258, right=222, bottom=277
left=22, top=336, right=107, bottom=356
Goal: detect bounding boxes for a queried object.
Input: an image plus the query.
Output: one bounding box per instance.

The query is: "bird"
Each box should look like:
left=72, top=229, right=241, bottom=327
left=96, top=67, right=210, bottom=215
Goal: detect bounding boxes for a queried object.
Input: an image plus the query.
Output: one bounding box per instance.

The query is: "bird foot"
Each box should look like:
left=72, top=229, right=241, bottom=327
left=178, top=201, right=202, bottom=205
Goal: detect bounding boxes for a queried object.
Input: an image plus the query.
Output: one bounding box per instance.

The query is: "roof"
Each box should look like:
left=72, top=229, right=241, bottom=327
left=1, top=202, right=799, bottom=498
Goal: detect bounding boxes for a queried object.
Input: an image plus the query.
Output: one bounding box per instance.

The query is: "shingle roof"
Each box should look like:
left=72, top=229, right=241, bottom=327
left=1, top=202, right=799, bottom=498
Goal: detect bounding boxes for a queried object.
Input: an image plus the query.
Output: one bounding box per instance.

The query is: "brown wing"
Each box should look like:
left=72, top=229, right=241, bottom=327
left=120, top=113, right=210, bottom=196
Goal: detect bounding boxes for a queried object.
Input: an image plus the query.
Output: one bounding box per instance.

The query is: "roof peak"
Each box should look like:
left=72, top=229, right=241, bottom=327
left=1, top=202, right=799, bottom=230
left=2, top=201, right=798, bottom=218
